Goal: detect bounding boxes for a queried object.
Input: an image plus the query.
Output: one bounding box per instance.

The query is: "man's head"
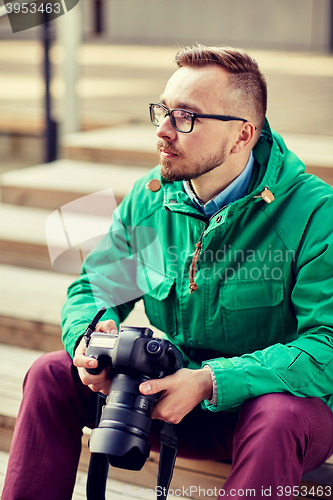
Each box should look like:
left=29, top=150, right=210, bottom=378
left=153, top=44, right=267, bottom=195
left=175, top=44, right=267, bottom=136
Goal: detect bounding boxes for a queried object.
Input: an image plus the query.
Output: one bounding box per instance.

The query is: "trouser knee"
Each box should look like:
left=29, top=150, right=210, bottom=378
left=236, top=393, right=304, bottom=443
left=23, top=350, right=73, bottom=391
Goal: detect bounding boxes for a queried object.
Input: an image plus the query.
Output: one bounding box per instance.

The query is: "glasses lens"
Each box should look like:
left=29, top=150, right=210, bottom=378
left=150, top=105, right=165, bottom=126
left=171, top=110, right=192, bottom=133
left=150, top=105, right=193, bottom=132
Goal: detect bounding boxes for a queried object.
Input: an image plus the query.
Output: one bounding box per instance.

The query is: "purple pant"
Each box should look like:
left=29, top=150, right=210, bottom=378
left=2, top=351, right=333, bottom=500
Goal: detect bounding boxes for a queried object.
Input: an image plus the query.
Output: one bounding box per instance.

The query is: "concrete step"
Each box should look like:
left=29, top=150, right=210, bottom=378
left=0, top=264, right=72, bottom=352
left=0, top=159, right=151, bottom=211
left=62, top=125, right=333, bottom=185
left=62, top=124, right=159, bottom=167
left=0, top=262, right=161, bottom=351
left=0, top=203, right=58, bottom=272
left=0, top=111, right=132, bottom=137
left=282, top=133, right=333, bottom=184
left=0, top=201, right=118, bottom=273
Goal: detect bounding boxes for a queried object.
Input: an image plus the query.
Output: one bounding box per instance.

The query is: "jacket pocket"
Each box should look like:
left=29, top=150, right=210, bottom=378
left=220, top=279, right=285, bottom=353
left=143, top=276, right=176, bottom=336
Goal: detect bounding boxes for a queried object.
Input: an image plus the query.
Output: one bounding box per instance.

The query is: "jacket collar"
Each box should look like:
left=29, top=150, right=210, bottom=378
left=161, top=118, right=282, bottom=220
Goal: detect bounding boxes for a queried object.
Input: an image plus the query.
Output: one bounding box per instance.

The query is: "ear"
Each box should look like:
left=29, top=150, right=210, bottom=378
left=231, top=123, right=256, bottom=154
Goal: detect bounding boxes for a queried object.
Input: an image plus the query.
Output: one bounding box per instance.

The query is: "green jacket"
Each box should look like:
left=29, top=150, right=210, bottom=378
left=62, top=120, right=333, bottom=412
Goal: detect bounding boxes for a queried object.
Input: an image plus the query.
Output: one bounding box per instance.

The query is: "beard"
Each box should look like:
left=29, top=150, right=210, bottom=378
left=157, top=140, right=227, bottom=182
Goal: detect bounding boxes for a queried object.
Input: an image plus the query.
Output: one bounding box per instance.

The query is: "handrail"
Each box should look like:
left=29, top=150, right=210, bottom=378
left=0, top=0, right=38, bottom=19
left=0, top=0, right=59, bottom=162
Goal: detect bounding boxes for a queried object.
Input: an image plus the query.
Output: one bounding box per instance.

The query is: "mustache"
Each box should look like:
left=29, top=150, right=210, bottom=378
left=157, top=140, right=181, bottom=156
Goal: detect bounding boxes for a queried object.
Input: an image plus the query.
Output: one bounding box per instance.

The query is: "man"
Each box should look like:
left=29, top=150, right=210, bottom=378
left=3, top=44, right=333, bottom=500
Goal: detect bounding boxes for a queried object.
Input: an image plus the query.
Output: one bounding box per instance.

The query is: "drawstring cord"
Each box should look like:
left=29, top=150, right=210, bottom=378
left=189, top=240, right=202, bottom=294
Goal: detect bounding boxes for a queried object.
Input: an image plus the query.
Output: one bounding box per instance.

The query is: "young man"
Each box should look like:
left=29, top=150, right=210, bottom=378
left=3, top=45, right=333, bottom=500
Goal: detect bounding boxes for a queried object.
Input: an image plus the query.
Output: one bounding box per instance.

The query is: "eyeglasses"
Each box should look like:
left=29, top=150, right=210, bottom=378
left=149, top=103, right=252, bottom=134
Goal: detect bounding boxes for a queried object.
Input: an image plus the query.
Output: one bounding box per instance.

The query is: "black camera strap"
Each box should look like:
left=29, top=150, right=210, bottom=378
left=157, top=422, right=178, bottom=500
left=86, top=420, right=178, bottom=500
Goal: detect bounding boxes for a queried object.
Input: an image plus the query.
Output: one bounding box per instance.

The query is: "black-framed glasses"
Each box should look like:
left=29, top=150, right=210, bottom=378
left=149, top=103, right=253, bottom=133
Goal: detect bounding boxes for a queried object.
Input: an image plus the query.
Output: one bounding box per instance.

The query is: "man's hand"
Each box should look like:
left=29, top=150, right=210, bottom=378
left=73, top=320, right=117, bottom=395
left=139, top=367, right=213, bottom=424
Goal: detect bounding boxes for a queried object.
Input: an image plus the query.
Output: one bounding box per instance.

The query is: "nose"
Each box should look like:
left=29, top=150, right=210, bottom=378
left=156, top=114, right=177, bottom=141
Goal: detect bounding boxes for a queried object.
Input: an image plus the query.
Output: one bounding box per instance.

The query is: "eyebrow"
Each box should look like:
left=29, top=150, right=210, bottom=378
left=160, top=98, right=203, bottom=114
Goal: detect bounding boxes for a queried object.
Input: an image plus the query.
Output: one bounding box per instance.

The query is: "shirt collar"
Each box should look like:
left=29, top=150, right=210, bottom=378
left=183, top=151, right=254, bottom=218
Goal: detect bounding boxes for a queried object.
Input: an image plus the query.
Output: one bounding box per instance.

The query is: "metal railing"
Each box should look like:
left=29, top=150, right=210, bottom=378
left=0, top=0, right=58, bottom=162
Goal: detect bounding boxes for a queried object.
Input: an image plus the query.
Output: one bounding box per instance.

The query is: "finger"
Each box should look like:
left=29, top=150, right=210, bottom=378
left=89, top=380, right=111, bottom=394
left=73, top=350, right=98, bottom=370
left=78, top=366, right=110, bottom=387
left=73, top=337, right=96, bottom=369
left=95, top=320, right=118, bottom=333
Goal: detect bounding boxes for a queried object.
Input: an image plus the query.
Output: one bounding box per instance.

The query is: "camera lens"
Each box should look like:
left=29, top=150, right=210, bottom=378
left=146, top=339, right=161, bottom=355
left=89, top=373, right=156, bottom=470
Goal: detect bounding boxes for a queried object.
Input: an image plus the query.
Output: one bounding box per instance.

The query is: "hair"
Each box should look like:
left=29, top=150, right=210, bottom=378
left=175, top=44, right=267, bottom=135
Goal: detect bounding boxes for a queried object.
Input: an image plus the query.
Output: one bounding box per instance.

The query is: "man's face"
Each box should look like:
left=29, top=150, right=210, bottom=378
left=156, top=65, right=239, bottom=182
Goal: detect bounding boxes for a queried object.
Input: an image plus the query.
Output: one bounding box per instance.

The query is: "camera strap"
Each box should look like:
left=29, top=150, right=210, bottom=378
left=157, top=422, right=178, bottom=500
left=86, top=399, right=178, bottom=500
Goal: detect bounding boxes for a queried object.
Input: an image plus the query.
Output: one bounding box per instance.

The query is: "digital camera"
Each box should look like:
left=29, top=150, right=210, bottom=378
left=84, top=321, right=183, bottom=471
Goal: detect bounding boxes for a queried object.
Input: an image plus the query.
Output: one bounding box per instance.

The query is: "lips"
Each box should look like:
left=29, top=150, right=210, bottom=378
left=157, top=141, right=180, bottom=158
left=160, top=148, right=178, bottom=158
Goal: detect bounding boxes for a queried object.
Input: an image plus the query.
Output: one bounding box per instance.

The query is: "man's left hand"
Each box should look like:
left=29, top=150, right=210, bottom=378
left=139, top=368, right=213, bottom=424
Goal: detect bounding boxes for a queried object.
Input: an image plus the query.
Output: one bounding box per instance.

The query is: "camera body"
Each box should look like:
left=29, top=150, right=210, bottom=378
left=85, top=325, right=183, bottom=471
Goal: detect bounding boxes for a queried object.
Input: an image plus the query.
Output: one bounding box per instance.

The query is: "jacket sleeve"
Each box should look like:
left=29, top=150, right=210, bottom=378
left=61, top=196, right=143, bottom=358
left=202, top=194, right=333, bottom=412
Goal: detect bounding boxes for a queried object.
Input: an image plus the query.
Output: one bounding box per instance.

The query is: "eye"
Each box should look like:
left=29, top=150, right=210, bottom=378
left=173, top=110, right=192, bottom=123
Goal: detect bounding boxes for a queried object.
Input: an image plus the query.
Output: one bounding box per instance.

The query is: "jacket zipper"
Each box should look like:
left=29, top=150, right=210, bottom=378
left=165, top=204, right=229, bottom=294
left=189, top=206, right=228, bottom=294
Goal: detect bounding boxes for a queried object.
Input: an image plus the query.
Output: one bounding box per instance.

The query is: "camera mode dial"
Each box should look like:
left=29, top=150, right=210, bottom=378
left=146, top=339, right=162, bottom=356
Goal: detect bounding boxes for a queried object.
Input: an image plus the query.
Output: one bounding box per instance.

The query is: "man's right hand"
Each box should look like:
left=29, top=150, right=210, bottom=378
left=73, top=319, right=118, bottom=395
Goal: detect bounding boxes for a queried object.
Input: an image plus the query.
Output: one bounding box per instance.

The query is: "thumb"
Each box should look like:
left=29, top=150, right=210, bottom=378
left=139, top=379, right=163, bottom=395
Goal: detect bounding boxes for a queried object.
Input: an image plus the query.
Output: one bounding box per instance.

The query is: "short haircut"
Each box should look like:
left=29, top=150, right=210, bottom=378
left=175, top=44, right=267, bottom=134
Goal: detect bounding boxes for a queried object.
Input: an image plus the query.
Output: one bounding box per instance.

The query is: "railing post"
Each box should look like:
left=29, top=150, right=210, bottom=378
left=43, top=11, right=58, bottom=163
left=94, top=0, right=104, bottom=35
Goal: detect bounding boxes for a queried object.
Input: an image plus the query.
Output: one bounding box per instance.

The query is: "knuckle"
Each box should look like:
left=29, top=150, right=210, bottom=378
left=88, top=384, right=99, bottom=393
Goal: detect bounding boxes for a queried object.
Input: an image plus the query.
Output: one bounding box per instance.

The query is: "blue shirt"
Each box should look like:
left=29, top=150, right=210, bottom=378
left=183, top=151, right=254, bottom=218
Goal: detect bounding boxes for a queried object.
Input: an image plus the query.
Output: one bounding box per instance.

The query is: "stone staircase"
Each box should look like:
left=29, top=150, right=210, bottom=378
left=0, top=124, right=333, bottom=498
left=0, top=124, right=162, bottom=496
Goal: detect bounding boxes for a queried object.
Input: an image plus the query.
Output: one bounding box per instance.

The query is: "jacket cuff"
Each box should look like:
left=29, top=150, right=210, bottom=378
left=201, top=357, right=249, bottom=412
left=202, top=365, right=218, bottom=406
left=64, top=323, right=88, bottom=359
left=63, top=310, right=120, bottom=358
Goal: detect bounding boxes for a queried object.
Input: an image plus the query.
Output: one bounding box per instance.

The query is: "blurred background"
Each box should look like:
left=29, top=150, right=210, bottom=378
left=0, top=0, right=332, bottom=172
left=0, top=1, right=332, bottom=498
